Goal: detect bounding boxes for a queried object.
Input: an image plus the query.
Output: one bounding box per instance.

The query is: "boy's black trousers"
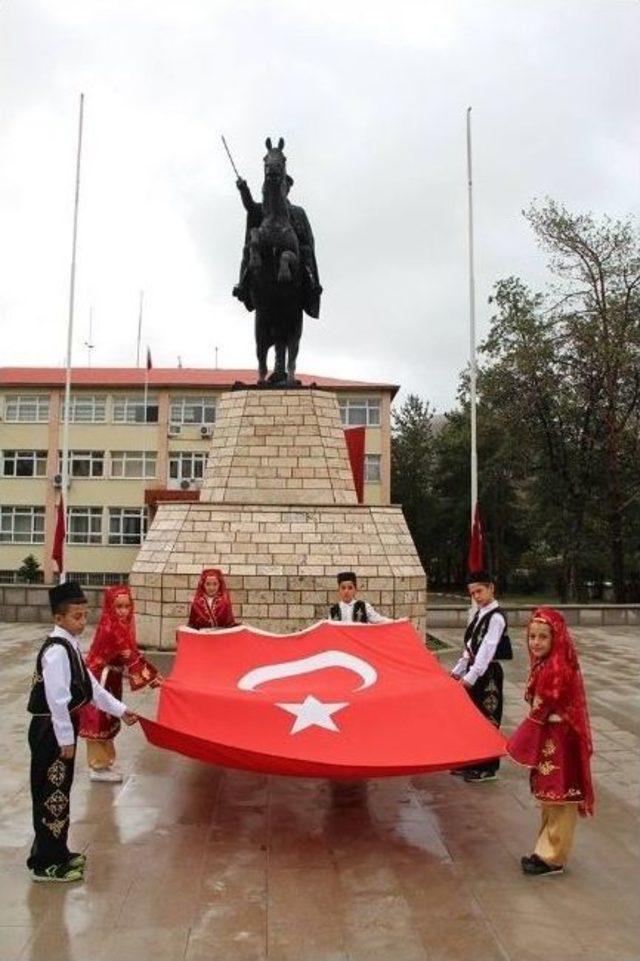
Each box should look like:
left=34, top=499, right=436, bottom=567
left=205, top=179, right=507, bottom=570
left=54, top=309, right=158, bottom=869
left=26, top=715, right=77, bottom=871
left=468, top=661, right=504, bottom=774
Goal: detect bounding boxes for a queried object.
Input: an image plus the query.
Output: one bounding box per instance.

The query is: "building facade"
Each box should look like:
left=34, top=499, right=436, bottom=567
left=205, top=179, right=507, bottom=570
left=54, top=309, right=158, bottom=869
left=0, top=368, right=397, bottom=584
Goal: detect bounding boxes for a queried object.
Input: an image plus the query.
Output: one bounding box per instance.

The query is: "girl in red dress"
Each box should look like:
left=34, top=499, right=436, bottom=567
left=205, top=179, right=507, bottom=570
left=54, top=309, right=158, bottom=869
left=79, top=586, right=161, bottom=782
left=188, top=569, right=237, bottom=630
left=507, top=607, right=594, bottom=876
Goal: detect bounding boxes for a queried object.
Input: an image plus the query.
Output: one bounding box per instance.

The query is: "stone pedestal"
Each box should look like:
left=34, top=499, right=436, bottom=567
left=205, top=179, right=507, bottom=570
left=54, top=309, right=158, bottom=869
left=130, top=389, right=426, bottom=648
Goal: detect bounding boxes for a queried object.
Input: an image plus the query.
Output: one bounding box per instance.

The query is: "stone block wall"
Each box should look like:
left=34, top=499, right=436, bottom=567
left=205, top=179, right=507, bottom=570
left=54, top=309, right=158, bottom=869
left=131, top=502, right=426, bottom=648
left=130, top=388, right=428, bottom=649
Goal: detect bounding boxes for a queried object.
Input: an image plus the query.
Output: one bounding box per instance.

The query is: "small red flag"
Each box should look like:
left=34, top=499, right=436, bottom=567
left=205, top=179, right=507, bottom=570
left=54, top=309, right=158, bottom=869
left=52, top=496, right=66, bottom=572
left=146, top=347, right=153, bottom=370
left=468, top=502, right=485, bottom=572
left=343, top=426, right=366, bottom=504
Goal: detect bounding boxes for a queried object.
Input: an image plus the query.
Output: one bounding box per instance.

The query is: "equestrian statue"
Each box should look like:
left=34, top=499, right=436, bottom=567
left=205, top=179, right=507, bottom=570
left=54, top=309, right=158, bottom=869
left=226, top=136, right=322, bottom=386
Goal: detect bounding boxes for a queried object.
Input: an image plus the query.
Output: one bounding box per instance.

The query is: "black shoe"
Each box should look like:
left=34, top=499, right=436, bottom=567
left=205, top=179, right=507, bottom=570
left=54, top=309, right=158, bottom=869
left=522, top=855, right=564, bottom=876
left=66, top=852, right=87, bottom=870
left=463, top=769, right=498, bottom=783
left=31, top=863, right=84, bottom=883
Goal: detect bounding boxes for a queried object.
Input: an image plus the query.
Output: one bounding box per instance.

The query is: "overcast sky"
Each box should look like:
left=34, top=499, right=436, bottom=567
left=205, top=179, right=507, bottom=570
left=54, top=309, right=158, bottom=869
left=0, top=0, right=637, bottom=410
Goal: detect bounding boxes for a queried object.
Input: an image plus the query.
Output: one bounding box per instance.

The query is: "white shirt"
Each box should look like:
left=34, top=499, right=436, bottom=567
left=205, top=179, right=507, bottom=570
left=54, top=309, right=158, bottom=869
left=42, top=626, right=128, bottom=747
left=337, top=600, right=391, bottom=624
left=451, top=600, right=506, bottom=687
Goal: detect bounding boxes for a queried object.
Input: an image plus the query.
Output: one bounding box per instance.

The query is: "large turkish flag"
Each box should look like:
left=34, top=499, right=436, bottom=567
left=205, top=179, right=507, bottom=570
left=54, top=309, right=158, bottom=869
left=140, top=620, right=506, bottom=778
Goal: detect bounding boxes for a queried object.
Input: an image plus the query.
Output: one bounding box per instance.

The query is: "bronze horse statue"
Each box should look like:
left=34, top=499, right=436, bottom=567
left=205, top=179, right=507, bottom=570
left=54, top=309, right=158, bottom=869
left=233, top=138, right=321, bottom=386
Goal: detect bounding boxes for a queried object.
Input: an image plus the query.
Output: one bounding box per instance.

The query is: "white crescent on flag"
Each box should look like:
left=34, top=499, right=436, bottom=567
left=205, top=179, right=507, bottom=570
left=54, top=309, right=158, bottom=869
left=237, top=649, right=378, bottom=693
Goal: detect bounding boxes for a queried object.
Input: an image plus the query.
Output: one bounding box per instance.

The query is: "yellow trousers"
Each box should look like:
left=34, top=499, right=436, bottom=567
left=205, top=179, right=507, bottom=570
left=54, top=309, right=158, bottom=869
left=534, top=802, right=578, bottom=866
left=86, top=738, right=116, bottom=771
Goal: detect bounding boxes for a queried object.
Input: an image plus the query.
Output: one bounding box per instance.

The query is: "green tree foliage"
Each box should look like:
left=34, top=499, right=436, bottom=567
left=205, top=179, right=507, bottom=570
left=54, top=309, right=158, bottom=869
left=391, top=394, right=435, bottom=568
left=390, top=200, right=639, bottom=602
left=17, top=554, right=42, bottom=584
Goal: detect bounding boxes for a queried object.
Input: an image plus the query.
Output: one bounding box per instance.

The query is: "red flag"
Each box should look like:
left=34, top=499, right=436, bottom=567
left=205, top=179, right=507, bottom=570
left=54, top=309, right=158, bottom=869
left=146, top=347, right=153, bottom=370
left=139, top=620, right=505, bottom=778
left=468, top=502, right=485, bottom=572
left=52, top=496, right=66, bottom=571
left=343, top=426, right=365, bottom=503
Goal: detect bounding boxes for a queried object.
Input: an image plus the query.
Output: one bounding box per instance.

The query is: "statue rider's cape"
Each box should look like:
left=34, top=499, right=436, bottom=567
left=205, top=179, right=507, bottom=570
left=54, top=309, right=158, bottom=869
left=238, top=192, right=322, bottom=319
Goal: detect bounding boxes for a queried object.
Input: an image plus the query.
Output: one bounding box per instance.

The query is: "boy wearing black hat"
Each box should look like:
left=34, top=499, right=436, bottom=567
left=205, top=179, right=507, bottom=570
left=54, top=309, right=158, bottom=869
left=26, top=581, right=138, bottom=882
left=329, top=572, right=391, bottom=624
left=450, top=570, right=512, bottom=782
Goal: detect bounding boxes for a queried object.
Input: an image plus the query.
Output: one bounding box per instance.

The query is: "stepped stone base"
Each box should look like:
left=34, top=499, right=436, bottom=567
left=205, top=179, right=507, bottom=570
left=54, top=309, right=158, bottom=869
left=130, top=388, right=426, bottom=649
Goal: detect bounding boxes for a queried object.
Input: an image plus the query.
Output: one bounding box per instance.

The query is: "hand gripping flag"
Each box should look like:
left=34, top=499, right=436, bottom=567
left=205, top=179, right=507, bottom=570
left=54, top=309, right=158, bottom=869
left=140, top=620, right=505, bottom=778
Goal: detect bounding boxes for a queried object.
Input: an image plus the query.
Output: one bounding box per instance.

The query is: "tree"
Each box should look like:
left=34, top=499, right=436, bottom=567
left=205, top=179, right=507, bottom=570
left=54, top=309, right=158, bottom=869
left=17, top=554, right=42, bottom=584
left=525, top=201, right=640, bottom=600
left=480, top=275, right=602, bottom=598
left=391, top=395, right=436, bottom=568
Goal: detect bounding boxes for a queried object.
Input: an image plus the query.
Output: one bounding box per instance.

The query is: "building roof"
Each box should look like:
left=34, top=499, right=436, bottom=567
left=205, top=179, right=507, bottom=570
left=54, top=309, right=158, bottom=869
left=0, top=367, right=398, bottom=396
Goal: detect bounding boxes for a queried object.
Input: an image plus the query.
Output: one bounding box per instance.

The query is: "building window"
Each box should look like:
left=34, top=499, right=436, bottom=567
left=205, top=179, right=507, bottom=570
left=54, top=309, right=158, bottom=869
left=113, top=394, right=159, bottom=423
left=169, top=395, right=216, bottom=427
left=4, top=394, right=50, bottom=423
left=61, top=394, right=107, bottom=423
left=110, top=451, right=157, bottom=479
left=67, top=507, right=103, bottom=544
left=339, top=397, right=381, bottom=427
left=168, top=451, right=208, bottom=484
left=67, top=571, right=129, bottom=586
left=364, top=453, right=381, bottom=483
left=2, top=450, right=48, bottom=477
left=0, top=506, right=45, bottom=543
left=59, top=450, right=104, bottom=478
left=108, top=507, right=148, bottom=545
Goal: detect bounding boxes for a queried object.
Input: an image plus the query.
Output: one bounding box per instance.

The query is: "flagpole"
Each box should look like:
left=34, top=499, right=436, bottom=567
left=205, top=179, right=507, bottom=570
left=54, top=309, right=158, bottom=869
left=60, top=92, right=85, bottom=583
left=136, top=290, right=144, bottom=366
left=466, top=107, right=478, bottom=531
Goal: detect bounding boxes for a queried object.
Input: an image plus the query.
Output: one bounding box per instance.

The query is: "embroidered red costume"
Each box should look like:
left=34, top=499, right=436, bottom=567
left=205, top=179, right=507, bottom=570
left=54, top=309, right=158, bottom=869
left=507, top=607, right=594, bottom=816
left=188, top=569, right=236, bottom=630
left=79, top=586, right=158, bottom=742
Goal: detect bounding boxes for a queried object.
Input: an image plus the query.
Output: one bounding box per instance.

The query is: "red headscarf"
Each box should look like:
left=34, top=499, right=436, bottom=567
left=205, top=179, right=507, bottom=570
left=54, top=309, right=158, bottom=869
left=86, top=585, right=137, bottom=674
left=526, top=606, right=594, bottom=815
left=188, top=568, right=236, bottom=629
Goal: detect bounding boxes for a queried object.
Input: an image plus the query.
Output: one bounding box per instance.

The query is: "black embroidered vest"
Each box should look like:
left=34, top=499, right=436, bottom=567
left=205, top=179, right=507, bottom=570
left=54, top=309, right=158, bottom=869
left=27, top=636, right=93, bottom=716
left=329, top=600, right=368, bottom=623
left=463, top=606, right=513, bottom=662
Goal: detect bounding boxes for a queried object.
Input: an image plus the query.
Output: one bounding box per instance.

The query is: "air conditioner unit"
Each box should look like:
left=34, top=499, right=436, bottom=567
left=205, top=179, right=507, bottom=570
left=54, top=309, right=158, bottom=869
left=53, top=473, right=63, bottom=489
left=167, top=425, right=181, bottom=437
left=179, top=479, right=191, bottom=490
left=200, top=425, right=212, bottom=438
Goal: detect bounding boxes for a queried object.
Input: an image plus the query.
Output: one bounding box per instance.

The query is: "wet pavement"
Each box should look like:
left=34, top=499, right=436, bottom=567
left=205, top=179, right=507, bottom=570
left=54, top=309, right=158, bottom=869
left=0, top=621, right=638, bottom=961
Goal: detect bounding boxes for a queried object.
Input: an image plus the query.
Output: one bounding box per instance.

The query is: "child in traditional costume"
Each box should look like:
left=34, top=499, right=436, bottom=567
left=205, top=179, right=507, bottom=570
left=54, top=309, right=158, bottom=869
left=329, top=571, right=391, bottom=623
left=450, top=570, right=512, bottom=782
left=507, top=607, right=594, bottom=876
left=27, top=582, right=137, bottom=882
left=79, top=585, right=160, bottom=783
left=188, top=569, right=237, bottom=630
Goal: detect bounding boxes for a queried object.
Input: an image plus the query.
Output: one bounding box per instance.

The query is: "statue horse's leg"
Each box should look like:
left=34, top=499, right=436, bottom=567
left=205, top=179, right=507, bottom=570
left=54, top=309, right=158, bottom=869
left=286, top=311, right=303, bottom=385
left=255, top=311, right=269, bottom=384
left=268, top=340, right=287, bottom=383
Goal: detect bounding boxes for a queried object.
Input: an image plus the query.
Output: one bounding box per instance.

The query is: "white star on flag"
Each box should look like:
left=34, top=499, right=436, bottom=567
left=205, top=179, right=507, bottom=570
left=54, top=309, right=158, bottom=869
left=276, top=695, right=349, bottom=734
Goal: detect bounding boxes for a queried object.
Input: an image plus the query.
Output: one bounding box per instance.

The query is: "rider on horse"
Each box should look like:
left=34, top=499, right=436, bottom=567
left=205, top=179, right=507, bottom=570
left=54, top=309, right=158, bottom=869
left=232, top=168, right=322, bottom=319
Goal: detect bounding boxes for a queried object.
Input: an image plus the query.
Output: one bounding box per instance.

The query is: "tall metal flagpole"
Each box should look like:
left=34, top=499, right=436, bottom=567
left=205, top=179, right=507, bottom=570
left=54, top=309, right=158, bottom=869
left=466, top=107, right=478, bottom=531
left=60, top=92, right=85, bottom=583
left=136, top=290, right=144, bottom=366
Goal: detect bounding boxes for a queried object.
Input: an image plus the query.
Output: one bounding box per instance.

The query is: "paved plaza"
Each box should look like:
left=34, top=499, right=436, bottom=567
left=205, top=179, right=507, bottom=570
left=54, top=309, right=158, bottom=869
left=0, top=620, right=638, bottom=961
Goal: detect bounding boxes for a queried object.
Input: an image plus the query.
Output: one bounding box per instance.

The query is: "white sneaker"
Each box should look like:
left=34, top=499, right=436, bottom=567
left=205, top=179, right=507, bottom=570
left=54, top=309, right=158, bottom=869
left=89, top=767, right=123, bottom=783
